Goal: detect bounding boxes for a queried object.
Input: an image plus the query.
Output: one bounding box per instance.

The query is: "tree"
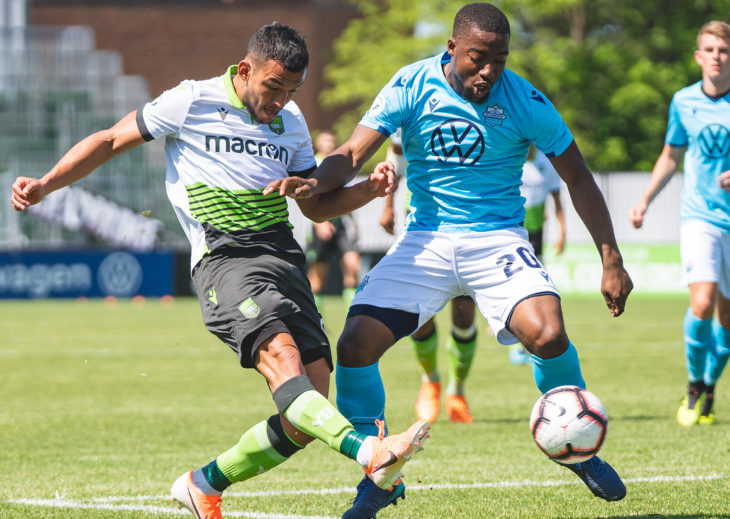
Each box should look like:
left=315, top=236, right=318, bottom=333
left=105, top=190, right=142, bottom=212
left=321, top=0, right=730, bottom=171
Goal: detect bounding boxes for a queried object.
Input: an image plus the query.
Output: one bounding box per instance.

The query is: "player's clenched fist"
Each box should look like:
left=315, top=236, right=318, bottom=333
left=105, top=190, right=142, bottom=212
left=366, top=160, right=398, bottom=198
left=11, top=176, right=46, bottom=211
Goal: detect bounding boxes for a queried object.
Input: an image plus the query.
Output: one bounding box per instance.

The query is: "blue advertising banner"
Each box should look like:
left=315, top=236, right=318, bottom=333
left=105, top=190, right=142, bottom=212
left=0, top=250, right=177, bottom=299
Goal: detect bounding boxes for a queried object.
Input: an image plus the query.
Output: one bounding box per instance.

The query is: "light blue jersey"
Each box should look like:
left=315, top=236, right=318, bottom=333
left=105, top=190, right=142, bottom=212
left=666, top=82, right=730, bottom=232
left=359, top=52, right=573, bottom=232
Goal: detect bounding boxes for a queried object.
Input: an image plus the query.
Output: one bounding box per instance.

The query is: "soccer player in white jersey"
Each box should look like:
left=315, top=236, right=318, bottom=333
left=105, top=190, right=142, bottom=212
left=269, top=3, right=633, bottom=516
left=11, top=22, right=431, bottom=519
left=628, top=21, right=730, bottom=427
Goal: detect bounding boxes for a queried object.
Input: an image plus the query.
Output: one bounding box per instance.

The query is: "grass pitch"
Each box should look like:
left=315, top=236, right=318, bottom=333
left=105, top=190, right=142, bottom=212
left=1, top=293, right=729, bottom=518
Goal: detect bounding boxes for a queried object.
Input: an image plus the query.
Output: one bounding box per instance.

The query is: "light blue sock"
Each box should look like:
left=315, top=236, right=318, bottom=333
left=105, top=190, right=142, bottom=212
left=684, top=308, right=713, bottom=383
left=706, top=319, right=730, bottom=385
left=531, top=342, right=586, bottom=394
left=335, top=361, right=385, bottom=436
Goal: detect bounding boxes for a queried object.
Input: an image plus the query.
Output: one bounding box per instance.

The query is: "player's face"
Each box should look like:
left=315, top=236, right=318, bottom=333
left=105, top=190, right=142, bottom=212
left=695, top=33, right=730, bottom=84
left=238, top=59, right=305, bottom=124
left=446, top=28, right=509, bottom=103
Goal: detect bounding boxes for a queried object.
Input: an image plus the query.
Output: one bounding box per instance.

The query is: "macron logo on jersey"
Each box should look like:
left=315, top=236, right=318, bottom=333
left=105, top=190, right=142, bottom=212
left=205, top=135, right=290, bottom=164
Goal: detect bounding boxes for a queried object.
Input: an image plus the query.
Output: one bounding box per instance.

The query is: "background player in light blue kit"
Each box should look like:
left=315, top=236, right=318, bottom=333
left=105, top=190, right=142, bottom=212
left=628, top=20, right=730, bottom=427
left=270, top=4, right=633, bottom=517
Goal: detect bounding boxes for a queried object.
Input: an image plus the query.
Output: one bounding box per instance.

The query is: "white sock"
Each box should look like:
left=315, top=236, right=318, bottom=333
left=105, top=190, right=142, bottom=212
left=355, top=437, right=375, bottom=467
left=191, top=468, right=223, bottom=496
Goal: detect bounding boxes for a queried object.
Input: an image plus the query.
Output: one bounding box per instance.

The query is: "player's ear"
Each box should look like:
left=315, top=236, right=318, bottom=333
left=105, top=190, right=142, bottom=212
left=447, top=38, right=456, bottom=56
left=238, top=60, right=252, bottom=81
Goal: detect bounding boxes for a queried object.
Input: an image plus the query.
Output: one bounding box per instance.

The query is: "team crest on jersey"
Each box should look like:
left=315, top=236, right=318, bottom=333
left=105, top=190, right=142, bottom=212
left=239, top=297, right=260, bottom=319
left=217, top=106, right=229, bottom=120
left=269, top=116, right=285, bottom=135
left=483, top=105, right=507, bottom=127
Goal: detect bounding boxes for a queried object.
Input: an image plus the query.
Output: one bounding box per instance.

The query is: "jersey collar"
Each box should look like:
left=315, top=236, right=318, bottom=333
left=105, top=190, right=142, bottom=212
left=222, top=65, right=245, bottom=109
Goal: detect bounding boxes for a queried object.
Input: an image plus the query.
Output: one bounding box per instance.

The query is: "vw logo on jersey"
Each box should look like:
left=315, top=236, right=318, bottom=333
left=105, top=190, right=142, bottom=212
left=430, top=118, right=485, bottom=165
left=698, top=124, right=730, bottom=159
left=97, top=251, right=143, bottom=297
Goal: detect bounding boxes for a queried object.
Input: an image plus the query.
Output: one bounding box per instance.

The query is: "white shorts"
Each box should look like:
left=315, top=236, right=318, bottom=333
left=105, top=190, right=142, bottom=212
left=680, top=219, right=730, bottom=298
left=352, top=228, right=559, bottom=345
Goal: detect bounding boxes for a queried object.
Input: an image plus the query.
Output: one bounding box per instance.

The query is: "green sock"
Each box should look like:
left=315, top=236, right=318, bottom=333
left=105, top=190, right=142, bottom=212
left=215, top=419, right=300, bottom=486
left=412, top=328, right=439, bottom=377
left=283, top=390, right=367, bottom=458
left=446, top=329, right=477, bottom=395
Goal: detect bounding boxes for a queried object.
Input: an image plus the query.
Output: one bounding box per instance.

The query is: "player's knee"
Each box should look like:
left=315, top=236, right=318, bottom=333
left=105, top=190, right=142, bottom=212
left=691, top=297, right=715, bottom=319
left=336, top=321, right=384, bottom=367
left=526, top=324, right=568, bottom=359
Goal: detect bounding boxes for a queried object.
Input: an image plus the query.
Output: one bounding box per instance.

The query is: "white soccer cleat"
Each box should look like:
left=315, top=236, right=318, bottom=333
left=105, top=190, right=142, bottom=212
left=170, top=470, right=223, bottom=519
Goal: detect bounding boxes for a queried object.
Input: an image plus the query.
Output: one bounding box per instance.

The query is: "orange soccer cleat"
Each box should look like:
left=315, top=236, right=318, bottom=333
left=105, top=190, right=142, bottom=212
left=366, top=418, right=431, bottom=489
left=415, top=381, right=441, bottom=423
left=445, top=394, right=474, bottom=424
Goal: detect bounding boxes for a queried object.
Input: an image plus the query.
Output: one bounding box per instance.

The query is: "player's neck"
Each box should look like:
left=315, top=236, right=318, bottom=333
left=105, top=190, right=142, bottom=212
left=701, top=75, right=730, bottom=99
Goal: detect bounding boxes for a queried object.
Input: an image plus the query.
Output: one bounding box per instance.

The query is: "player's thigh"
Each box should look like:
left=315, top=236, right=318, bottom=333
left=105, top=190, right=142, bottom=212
left=193, top=248, right=329, bottom=370
left=508, top=294, right=567, bottom=357
left=351, top=231, right=460, bottom=329
left=681, top=220, right=723, bottom=287
left=458, top=229, right=559, bottom=346
left=340, top=250, right=361, bottom=277
left=451, top=295, right=475, bottom=327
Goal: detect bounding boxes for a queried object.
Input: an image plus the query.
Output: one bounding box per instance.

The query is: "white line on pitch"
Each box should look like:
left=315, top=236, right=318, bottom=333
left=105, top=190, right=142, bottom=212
left=7, top=498, right=337, bottom=519
left=9, top=472, right=727, bottom=512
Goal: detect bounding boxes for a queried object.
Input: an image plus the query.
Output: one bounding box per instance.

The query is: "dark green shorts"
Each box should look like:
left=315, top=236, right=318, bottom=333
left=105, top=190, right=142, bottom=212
left=192, top=246, right=331, bottom=370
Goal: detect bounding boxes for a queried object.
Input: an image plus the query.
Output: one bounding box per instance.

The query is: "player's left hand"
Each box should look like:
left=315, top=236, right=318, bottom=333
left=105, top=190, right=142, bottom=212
left=263, top=176, right=318, bottom=198
left=718, top=171, right=730, bottom=193
left=366, top=160, right=398, bottom=198
left=601, top=263, right=633, bottom=317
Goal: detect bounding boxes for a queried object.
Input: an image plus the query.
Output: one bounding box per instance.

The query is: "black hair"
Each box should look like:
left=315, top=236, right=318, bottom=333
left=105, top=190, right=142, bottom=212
left=453, top=3, right=510, bottom=38
left=247, top=21, right=309, bottom=73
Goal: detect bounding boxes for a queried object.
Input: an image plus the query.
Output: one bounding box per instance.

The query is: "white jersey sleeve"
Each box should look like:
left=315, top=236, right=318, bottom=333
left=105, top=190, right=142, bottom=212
left=285, top=104, right=317, bottom=173
left=139, top=81, right=196, bottom=140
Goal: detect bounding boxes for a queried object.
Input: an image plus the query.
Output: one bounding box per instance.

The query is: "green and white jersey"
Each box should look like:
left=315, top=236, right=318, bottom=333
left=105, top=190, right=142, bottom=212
left=137, top=65, right=317, bottom=271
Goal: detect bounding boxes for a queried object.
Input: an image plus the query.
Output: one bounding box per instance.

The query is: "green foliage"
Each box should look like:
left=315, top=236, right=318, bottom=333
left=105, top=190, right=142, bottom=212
left=322, top=0, right=730, bottom=171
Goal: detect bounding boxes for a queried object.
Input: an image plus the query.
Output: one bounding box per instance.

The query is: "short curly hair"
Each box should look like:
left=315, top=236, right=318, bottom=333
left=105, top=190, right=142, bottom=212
left=452, top=3, right=510, bottom=39
left=247, top=21, right=309, bottom=73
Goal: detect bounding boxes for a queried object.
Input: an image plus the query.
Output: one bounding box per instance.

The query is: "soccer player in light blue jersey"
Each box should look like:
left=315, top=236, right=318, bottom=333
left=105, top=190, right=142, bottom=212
left=628, top=20, right=730, bottom=427
left=270, top=3, right=633, bottom=515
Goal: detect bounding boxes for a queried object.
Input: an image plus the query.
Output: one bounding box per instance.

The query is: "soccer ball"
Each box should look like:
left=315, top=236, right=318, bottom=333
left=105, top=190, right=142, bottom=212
left=529, top=385, right=608, bottom=464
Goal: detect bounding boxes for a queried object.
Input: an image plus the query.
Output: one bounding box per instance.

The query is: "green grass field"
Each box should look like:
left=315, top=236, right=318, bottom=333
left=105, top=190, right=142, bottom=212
left=1, top=294, right=729, bottom=518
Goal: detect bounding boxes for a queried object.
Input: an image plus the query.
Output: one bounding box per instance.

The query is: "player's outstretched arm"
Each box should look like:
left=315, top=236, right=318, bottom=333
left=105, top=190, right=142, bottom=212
left=295, top=161, right=398, bottom=223
left=550, top=141, right=633, bottom=317
left=263, top=125, right=390, bottom=201
left=626, top=144, right=683, bottom=229
left=11, top=110, right=146, bottom=211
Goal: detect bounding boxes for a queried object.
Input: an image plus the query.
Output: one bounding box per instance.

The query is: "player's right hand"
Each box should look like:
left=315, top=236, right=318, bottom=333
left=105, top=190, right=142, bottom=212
left=626, top=202, right=647, bottom=229
left=263, top=176, right=318, bottom=199
left=11, top=177, right=46, bottom=211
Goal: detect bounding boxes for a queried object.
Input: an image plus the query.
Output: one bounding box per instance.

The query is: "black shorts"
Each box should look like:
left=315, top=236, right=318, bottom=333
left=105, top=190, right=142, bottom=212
left=192, top=246, right=331, bottom=370
left=306, top=217, right=358, bottom=263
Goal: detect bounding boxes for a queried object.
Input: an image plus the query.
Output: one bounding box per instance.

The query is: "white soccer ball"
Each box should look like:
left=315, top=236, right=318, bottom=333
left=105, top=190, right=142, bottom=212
left=529, top=385, right=608, bottom=464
